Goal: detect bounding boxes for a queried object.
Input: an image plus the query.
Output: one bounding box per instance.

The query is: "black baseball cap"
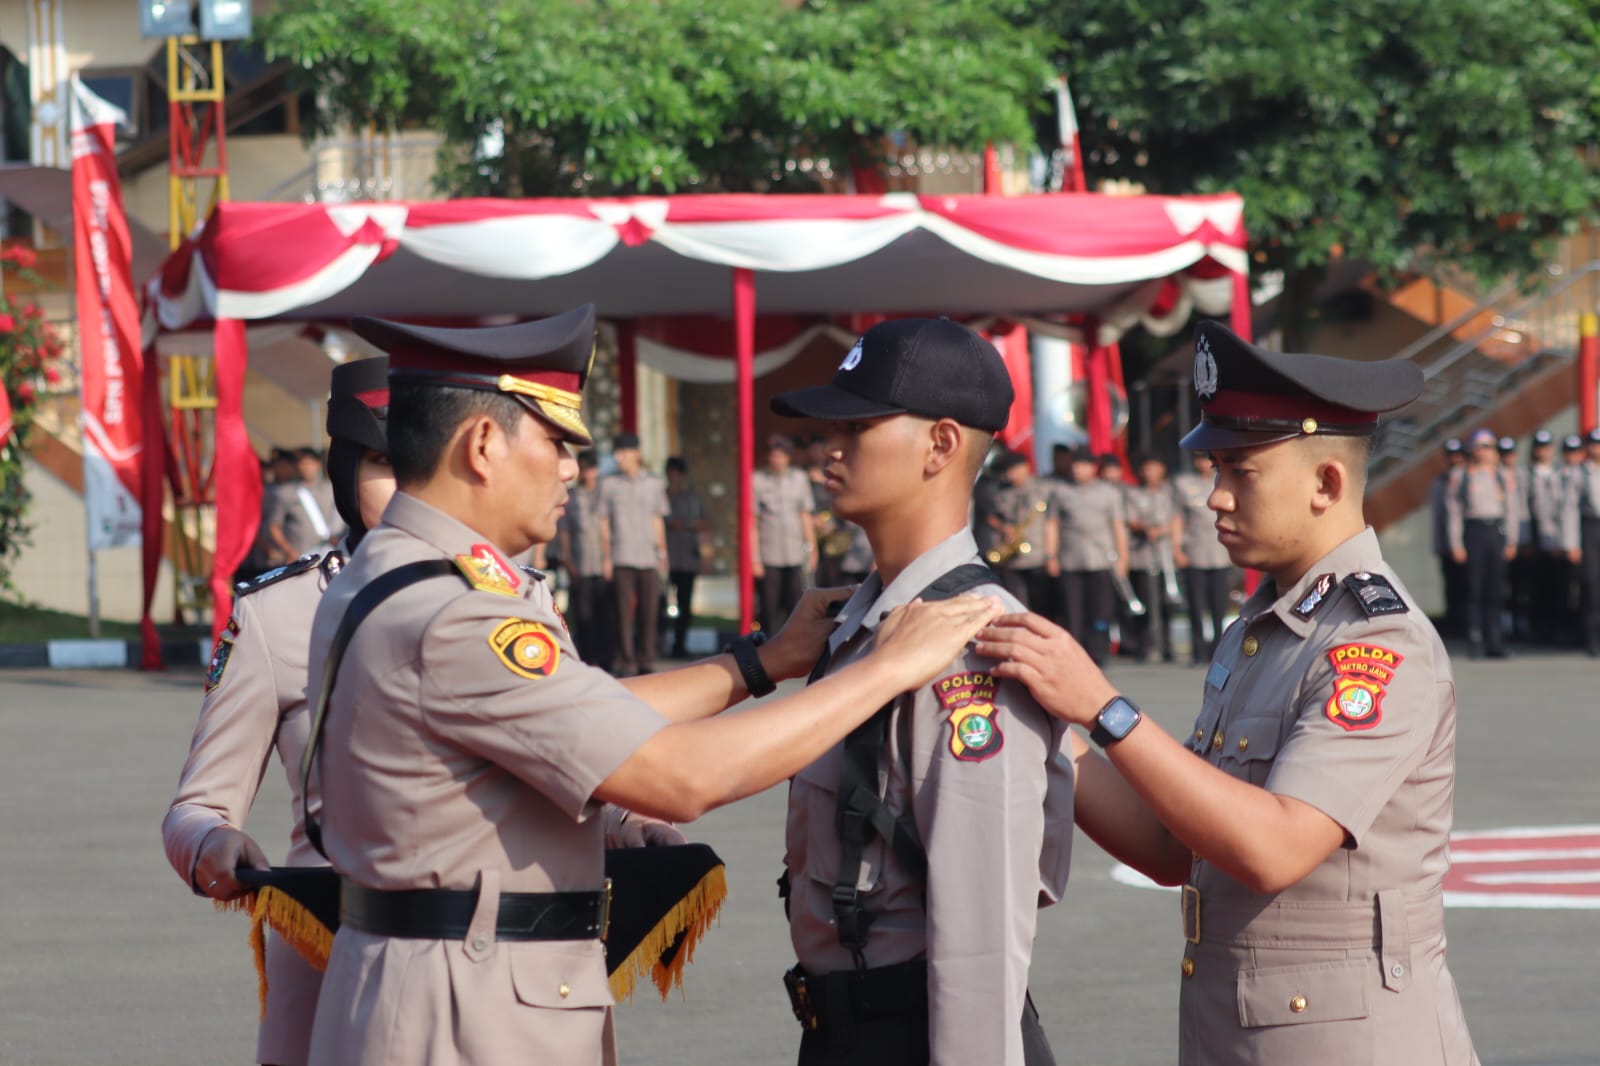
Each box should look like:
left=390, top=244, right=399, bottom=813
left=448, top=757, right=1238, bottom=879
left=1533, top=430, right=1554, bottom=447
left=1588, top=428, right=1600, bottom=445
left=1563, top=434, right=1584, bottom=453
left=1497, top=436, right=1516, bottom=454
left=770, top=318, right=1014, bottom=432
left=613, top=432, right=641, bottom=451
left=1443, top=438, right=1463, bottom=455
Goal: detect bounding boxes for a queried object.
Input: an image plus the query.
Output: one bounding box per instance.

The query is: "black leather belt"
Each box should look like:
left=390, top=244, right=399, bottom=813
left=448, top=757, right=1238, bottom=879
left=784, top=959, right=928, bottom=1031
left=340, top=879, right=610, bottom=941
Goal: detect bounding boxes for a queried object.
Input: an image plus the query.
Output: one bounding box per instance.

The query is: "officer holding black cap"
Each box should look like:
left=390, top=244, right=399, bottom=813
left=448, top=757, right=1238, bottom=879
left=301, top=307, right=998, bottom=1066
left=770, top=317, right=1072, bottom=1066
left=979, top=321, right=1479, bottom=1066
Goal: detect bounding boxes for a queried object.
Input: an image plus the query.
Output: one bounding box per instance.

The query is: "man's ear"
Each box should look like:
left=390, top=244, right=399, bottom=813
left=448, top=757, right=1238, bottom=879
left=1311, top=456, right=1348, bottom=513
left=459, top=416, right=502, bottom=484
left=925, top=419, right=963, bottom=477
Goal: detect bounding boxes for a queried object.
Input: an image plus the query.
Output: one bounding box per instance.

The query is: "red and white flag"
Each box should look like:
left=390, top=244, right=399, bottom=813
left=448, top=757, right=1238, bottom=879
left=1056, top=75, right=1086, bottom=194
left=71, top=75, right=144, bottom=549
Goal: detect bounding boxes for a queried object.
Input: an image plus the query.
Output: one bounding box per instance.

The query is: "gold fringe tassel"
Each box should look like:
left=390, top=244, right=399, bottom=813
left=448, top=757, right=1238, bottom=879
left=608, top=864, right=728, bottom=1004
left=214, top=888, right=334, bottom=1020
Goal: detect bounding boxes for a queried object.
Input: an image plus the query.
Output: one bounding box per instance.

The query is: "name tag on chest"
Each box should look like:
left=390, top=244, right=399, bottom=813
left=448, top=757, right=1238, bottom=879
left=1206, top=661, right=1230, bottom=691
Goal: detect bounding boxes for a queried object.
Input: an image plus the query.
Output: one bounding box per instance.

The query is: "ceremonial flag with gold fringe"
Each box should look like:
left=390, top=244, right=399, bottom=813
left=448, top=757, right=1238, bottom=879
left=216, top=845, right=726, bottom=1014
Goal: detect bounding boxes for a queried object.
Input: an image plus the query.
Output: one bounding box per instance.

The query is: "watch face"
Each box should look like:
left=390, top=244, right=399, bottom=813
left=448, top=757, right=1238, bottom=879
left=1099, top=697, right=1141, bottom=740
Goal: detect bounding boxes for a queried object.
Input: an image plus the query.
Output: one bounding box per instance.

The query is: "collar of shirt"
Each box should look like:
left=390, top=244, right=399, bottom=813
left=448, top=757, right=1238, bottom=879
left=1241, top=526, right=1384, bottom=638
left=827, top=527, right=981, bottom=651
left=379, top=491, right=508, bottom=560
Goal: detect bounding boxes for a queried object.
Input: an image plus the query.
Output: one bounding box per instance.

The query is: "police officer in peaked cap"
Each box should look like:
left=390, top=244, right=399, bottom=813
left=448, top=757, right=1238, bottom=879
left=978, top=321, right=1479, bottom=1065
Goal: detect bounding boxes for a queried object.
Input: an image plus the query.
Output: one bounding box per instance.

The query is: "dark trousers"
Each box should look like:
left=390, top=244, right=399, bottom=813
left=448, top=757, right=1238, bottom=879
left=796, top=991, right=1055, bottom=1066
left=569, top=575, right=615, bottom=669
left=1183, top=567, right=1231, bottom=663
left=1529, top=552, right=1568, bottom=645
left=613, top=566, right=661, bottom=674
left=1583, top=518, right=1600, bottom=653
left=999, top=567, right=1053, bottom=613
left=1060, top=569, right=1114, bottom=665
left=666, top=568, right=697, bottom=656
left=759, top=565, right=807, bottom=633
left=1124, top=570, right=1173, bottom=661
left=1463, top=519, right=1508, bottom=655
left=1438, top=554, right=1468, bottom=638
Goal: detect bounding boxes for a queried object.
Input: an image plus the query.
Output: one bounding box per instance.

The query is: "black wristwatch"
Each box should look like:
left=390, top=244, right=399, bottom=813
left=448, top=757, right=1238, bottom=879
left=727, top=631, right=775, bottom=697
left=1089, top=695, right=1143, bottom=748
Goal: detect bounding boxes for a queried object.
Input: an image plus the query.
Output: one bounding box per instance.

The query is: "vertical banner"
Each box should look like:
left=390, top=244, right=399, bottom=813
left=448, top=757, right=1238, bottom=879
left=71, top=76, right=144, bottom=549
left=989, top=323, right=1035, bottom=461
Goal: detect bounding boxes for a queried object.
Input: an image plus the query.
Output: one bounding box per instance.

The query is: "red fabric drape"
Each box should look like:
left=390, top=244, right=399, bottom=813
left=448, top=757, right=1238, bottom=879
left=991, top=323, right=1034, bottom=460
left=138, top=340, right=165, bottom=669
left=1084, top=319, right=1113, bottom=455
left=616, top=320, right=638, bottom=435
left=733, top=269, right=756, bottom=633
left=210, top=318, right=263, bottom=645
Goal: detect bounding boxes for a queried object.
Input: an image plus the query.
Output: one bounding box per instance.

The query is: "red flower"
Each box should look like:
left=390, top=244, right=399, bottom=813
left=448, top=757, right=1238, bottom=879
left=15, top=381, right=34, bottom=404
left=7, top=247, right=38, bottom=269
left=22, top=304, right=44, bottom=321
left=43, top=365, right=61, bottom=385
left=0, top=314, right=14, bottom=333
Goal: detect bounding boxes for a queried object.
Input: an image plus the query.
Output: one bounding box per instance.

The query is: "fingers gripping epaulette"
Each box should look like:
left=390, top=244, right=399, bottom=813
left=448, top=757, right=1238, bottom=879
left=235, top=552, right=324, bottom=597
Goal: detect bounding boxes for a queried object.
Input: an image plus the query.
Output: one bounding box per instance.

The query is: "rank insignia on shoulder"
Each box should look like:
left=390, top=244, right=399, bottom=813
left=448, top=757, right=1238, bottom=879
left=205, top=632, right=236, bottom=693
left=1342, top=572, right=1408, bottom=617
left=455, top=543, right=521, bottom=596
left=488, top=618, right=560, bottom=679
left=235, top=553, right=321, bottom=597
left=934, top=671, right=1004, bottom=762
left=1293, top=573, right=1336, bottom=619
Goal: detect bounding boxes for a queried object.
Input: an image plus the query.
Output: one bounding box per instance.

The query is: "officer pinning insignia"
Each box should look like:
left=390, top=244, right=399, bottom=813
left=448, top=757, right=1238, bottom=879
left=455, top=543, right=521, bottom=596
left=935, top=671, right=1005, bottom=762
left=488, top=618, right=561, bottom=679
left=1293, top=573, right=1337, bottom=619
left=1342, top=572, right=1408, bottom=617
left=234, top=553, right=321, bottom=597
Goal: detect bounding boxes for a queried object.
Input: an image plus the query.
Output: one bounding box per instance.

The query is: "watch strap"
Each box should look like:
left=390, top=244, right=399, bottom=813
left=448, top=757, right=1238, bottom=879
left=727, top=634, right=776, bottom=698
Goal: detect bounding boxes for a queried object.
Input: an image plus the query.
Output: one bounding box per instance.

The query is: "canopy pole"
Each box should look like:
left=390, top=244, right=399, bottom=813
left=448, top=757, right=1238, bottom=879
left=616, top=319, right=639, bottom=435
left=138, top=336, right=166, bottom=670
left=733, top=268, right=756, bottom=634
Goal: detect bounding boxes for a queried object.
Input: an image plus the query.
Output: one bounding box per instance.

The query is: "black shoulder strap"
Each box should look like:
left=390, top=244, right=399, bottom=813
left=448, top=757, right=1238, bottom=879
left=830, top=561, right=996, bottom=966
left=300, top=559, right=459, bottom=858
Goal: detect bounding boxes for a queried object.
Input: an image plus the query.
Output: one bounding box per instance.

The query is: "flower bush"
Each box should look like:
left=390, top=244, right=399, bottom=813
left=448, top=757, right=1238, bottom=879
left=0, top=245, right=66, bottom=591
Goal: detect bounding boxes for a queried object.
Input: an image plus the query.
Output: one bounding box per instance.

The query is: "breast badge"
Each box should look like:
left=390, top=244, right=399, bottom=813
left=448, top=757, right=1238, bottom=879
left=489, top=618, right=561, bottom=679
left=935, top=671, right=1004, bottom=762
left=455, top=543, right=521, bottom=596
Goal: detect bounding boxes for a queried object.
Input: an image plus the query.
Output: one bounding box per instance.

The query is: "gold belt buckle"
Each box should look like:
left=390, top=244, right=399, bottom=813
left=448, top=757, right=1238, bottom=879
left=1181, top=884, right=1201, bottom=945
left=599, top=878, right=613, bottom=941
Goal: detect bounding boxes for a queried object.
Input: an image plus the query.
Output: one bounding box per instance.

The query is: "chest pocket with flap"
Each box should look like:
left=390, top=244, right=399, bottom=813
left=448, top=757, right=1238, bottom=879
left=1210, top=716, right=1282, bottom=786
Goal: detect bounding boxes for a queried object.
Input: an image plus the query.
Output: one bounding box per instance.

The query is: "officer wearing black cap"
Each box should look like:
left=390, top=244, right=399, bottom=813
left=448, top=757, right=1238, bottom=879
left=1446, top=428, right=1521, bottom=658
left=163, top=356, right=396, bottom=1066
left=301, top=306, right=997, bottom=1066
left=771, top=317, right=1071, bottom=1066
left=1574, top=427, right=1600, bottom=655
left=1429, top=438, right=1467, bottom=637
left=980, top=321, right=1478, bottom=1066
left=1518, top=430, right=1568, bottom=644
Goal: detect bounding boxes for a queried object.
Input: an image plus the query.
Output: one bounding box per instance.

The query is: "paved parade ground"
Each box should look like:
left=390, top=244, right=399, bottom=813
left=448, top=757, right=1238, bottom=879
left=1, top=651, right=1597, bottom=1066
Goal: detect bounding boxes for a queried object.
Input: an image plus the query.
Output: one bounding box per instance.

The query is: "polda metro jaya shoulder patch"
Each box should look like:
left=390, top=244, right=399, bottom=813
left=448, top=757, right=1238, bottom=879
left=934, top=670, right=1004, bottom=762
left=1324, top=642, right=1403, bottom=731
left=455, top=543, right=521, bottom=596
left=489, top=618, right=561, bottom=679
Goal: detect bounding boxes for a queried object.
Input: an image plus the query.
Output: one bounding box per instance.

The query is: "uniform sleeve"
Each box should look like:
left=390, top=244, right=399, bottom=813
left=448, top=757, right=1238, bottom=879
left=796, top=472, right=814, bottom=515
left=910, top=655, right=1051, bottom=1066
left=654, top=478, right=670, bottom=519
left=1264, top=616, right=1444, bottom=845
left=161, top=594, right=283, bottom=892
left=1444, top=470, right=1466, bottom=554
left=1561, top=479, right=1581, bottom=551
left=418, top=595, right=669, bottom=820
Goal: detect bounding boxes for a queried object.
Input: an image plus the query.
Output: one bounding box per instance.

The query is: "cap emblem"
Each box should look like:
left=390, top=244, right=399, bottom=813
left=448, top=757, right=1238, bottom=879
left=840, top=339, right=864, bottom=372
left=1194, top=335, right=1219, bottom=400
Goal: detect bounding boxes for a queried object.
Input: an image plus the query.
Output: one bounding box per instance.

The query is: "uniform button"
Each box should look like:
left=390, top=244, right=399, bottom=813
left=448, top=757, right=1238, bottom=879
left=1181, top=958, right=1195, bottom=978
left=559, top=982, right=571, bottom=999
left=1237, top=736, right=1249, bottom=752
left=1195, top=729, right=1205, bottom=744
left=1391, top=963, right=1405, bottom=978
left=1242, top=635, right=1260, bottom=656
left=1211, top=731, right=1223, bottom=751
left=1289, top=995, right=1308, bottom=1013
left=471, top=936, right=487, bottom=952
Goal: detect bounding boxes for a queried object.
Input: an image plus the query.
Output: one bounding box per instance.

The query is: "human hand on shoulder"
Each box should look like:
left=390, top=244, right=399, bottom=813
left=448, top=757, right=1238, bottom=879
left=193, top=825, right=270, bottom=901
left=974, top=612, right=1117, bottom=727
left=763, top=585, right=854, bottom=679
left=603, top=804, right=688, bottom=848
left=871, top=594, right=1005, bottom=691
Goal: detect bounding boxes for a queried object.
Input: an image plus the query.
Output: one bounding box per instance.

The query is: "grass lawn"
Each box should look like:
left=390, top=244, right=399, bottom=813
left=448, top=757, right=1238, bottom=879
left=0, top=599, right=143, bottom=642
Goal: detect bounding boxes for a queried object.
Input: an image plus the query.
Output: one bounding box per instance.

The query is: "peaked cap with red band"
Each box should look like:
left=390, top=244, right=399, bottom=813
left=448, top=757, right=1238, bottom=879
left=1180, top=321, right=1423, bottom=452
left=352, top=304, right=597, bottom=446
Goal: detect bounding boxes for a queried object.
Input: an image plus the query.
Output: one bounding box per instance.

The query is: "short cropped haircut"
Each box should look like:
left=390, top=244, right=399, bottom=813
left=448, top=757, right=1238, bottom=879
left=388, top=382, right=525, bottom=486
left=1298, top=433, right=1372, bottom=493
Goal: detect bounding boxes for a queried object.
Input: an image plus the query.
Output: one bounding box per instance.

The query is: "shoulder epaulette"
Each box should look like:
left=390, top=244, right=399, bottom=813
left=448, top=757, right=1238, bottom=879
left=1341, top=572, right=1409, bottom=618
left=518, top=565, right=548, bottom=583
left=235, top=553, right=322, bottom=597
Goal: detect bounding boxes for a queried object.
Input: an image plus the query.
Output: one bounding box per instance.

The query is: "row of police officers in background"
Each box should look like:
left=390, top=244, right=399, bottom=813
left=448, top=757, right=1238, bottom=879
left=1431, top=426, right=1600, bottom=658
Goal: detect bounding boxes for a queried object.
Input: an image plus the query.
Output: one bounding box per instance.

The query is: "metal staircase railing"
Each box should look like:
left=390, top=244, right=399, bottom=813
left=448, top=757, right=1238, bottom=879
left=1369, top=261, right=1600, bottom=488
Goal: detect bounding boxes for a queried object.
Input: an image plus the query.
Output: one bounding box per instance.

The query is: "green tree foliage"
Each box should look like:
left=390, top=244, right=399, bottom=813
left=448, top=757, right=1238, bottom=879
left=261, top=0, right=1057, bottom=196
left=1042, top=0, right=1600, bottom=289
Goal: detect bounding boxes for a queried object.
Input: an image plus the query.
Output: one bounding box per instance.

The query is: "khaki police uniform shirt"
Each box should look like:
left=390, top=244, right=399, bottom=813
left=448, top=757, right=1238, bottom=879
left=1172, top=472, right=1232, bottom=570
left=599, top=470, right=669, bottom=569
left=303, top=493, right=669, bottom=1066
left=1177, top=528, right=1478, bottom=1066
left=753, top=466, right=815, bottom=568
left=162, top=550, right=341, bottom=1066
left=559, top=484, right=606, bottom=578
left=665, top=486, right=708, bottom=572
left=992, top=480, right=1052, bottom=572
left=1574, top=460, right=1600, bottom=519
left=1124, top=483, right=1175, bottom=573
left=271, top=479, right=344, bottom=557
left=1444, top=466, right=1522, bottom=554
left=1525, top=463, right=1577, bottom=551
left=785, top=529, right=1074, bottom=1066
left=1049, top=479, right=1124, bottom=571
